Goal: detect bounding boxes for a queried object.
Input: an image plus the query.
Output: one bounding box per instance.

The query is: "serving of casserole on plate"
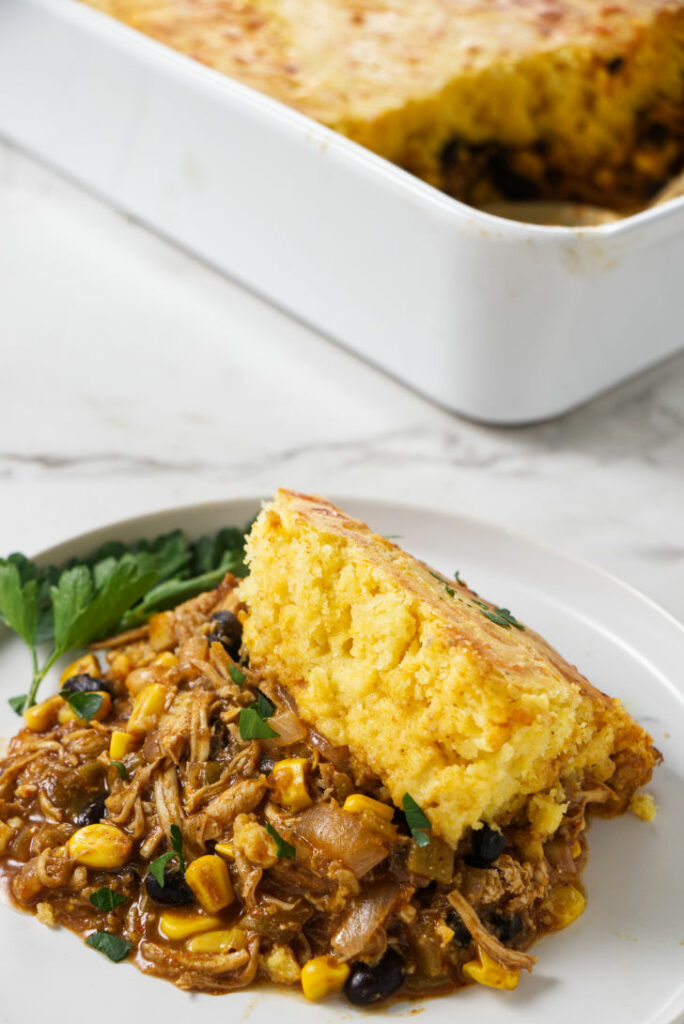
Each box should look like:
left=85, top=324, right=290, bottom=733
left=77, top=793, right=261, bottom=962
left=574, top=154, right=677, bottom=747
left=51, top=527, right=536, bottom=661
left=1, top=493, right=682, bottom=1022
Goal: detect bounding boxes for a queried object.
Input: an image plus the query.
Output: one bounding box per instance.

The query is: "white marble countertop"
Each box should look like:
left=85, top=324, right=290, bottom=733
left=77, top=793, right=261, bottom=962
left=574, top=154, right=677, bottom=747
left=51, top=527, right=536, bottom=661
left=2, top=139, right=683, bottom=622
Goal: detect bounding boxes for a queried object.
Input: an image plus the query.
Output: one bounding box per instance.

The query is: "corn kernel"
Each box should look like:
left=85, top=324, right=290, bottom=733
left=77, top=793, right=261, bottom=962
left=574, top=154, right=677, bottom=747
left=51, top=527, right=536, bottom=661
left=127, top=683, right=167, bottom=735
left=109, top=730, right=134, bottom=761
left=159, top=910, right=223, bottom=941
left=58, top=702, right=79, bottom=725
left=153, top=652, right=178, bottom=669
left=60, top=653, right=100, bottom=685
left=214, top=841, right=235, bottom=860
left=148, top=611, right=175, bottom=652
left=270, top=758, right=312, bottom=812
left=543, top=884, right=586, bottom=930
left=108, top=652, right=131, bottom=681
left=463, top=948, right=521, bottom=990
left=185, top=855, right=234, bottom=913
left=67, top=823, right=132, bottom=869
left=24, top=695, right=64, bottom=732
left=186, top=927, right=248, bottom=953
left=343, top=794, right=395, bottom=822
left=301, top=956, right=350, bottom=1001
left=571, top=840, right=582, bottom=859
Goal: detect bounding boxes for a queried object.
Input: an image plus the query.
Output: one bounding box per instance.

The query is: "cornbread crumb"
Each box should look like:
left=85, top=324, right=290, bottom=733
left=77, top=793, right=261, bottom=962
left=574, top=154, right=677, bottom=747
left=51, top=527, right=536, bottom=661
left=262, top=944, right=302, bottom=985
left=36, top=902, right=57, bottom=927
left=241, top=491, right=659, bottom=846
left=628, top=791, right=657, bottom=822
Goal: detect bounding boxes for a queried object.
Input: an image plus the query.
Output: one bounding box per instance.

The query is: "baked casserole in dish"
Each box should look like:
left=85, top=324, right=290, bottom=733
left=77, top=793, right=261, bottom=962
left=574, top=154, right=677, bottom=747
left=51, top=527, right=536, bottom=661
left=79, top=0, right=684, bottom=210
left=0, top=492, right=660, bottom=1004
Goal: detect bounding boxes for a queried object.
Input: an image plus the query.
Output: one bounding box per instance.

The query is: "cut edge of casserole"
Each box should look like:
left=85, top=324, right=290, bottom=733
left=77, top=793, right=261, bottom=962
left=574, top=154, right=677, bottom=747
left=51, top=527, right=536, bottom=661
left=81, top=0, right=684, bottom=210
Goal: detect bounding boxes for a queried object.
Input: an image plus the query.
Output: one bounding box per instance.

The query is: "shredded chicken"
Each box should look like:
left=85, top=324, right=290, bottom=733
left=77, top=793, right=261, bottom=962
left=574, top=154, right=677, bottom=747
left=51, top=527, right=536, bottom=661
left=446, top=888, right=537, bottom=972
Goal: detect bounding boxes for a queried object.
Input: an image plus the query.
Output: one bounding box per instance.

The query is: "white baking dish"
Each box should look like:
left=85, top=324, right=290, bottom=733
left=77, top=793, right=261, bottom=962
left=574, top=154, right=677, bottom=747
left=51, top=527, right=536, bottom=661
left=2, top=0, right=683, bottom=424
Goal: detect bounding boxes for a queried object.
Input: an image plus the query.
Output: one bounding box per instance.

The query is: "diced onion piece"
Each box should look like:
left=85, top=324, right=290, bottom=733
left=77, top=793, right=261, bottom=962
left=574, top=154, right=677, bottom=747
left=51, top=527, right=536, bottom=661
left=263, top=710, right=308, bottom=748
left=331, top=882, right=401, bottom=960
left=292, top=801, right=388, bottom=878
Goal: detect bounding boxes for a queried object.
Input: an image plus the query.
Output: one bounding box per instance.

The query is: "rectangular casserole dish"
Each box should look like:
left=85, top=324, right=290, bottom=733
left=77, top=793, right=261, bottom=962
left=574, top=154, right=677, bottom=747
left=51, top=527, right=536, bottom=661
left=2, top=0, right=683, bottom=424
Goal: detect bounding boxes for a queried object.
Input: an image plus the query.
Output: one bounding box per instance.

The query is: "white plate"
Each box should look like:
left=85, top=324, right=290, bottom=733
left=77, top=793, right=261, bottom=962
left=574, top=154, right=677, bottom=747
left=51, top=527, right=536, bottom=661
left=1, top=498, right=683, bottom=1024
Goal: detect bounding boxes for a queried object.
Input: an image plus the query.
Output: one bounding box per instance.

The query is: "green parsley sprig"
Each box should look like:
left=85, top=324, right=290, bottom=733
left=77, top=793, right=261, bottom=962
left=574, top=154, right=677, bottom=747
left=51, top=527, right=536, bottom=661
left=402, top=793, right=432, bottom=847
left=265, top=822, right=296, bottom=859
left=148, top=825, right=186, bottom=887
left=0, top=524, right=251, bottom=713
left=86, top=931, right=132, bottom=962
left=239, top=692, right=279, bottom=740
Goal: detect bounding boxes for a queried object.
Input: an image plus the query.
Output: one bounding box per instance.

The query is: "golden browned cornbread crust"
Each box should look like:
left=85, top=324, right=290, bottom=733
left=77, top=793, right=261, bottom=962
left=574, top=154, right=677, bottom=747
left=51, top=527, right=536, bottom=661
left=241, top=490, right=657, bottom=847
left=81, top=0, right=684, bottom=208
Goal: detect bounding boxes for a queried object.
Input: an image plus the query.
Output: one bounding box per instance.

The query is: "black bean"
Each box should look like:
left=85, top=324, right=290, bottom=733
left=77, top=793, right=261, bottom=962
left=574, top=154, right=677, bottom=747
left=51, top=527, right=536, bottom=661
left=391, top=806, right=411, bottom=836
left=446, top=909, right=472, bottom=947
left=344, top=949, right=405, bottom=1006
left=257, top=754, right=276, bottom=775
left=73, top=793, right=107, bottom=827
left=61, top=673, right=114, bottom=697
left=207, top=610, right=242, bottom=660
left=464, top=823, right=506, bottom=868
left=145, top=868, right=194, bottom=906
left=486, top=912, right=523, bottom=946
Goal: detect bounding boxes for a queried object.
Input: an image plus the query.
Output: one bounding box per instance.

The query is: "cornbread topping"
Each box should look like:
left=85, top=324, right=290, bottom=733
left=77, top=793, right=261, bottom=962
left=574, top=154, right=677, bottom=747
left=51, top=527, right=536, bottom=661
left=0, top=494, right=660, bottom=1004
left=80, top=0, right=684, bottom=210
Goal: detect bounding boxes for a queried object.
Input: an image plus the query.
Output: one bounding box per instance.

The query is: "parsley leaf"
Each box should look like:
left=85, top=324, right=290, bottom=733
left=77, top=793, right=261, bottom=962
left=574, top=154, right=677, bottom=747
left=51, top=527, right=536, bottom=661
left=149, top=825, right=186, bottom=886
left=239, top=708, right=279, bottom=740
left=52, top=554, right=158, bottom=655
left=60, top=690, right=104, bottom=722
left=8, top=694, right=28, bottom=716
left=402, top=793, right=432, bottom=847
left=170, top=824, right=185, bottom=873
left=252, top=692, right=275, bottom=719
left=265, top=822, right=296, bottom=859
left=86, top=931, right=132, bottom=962
left=0, top=561, right=37, bottom=648
left=148, top=852, right=176, bottom=887
left=90, top=888, right=128, bottom=912
left=110, top=761, right=127, bottom=780
left=229, top=663, right=246, bottom=686
left=481, top=607, right=525, bottom=631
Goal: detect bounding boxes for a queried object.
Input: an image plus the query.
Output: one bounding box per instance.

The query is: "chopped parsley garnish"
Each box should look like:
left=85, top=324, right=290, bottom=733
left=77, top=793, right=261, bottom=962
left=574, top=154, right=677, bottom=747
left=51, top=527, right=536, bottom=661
left=239, top=708, right=279, bottom=741
left=110, top=761, right=127, bottom=780
left=0, top=524, right=251, bottom=711
left=148, top=825, right=185, bottom=886
left=239, top=691, right=279, bottom=740
left=265, top=822, right=296, bottom=859
left=252, top=691, right=275, bottom=719
left=229, top=663, right=246, bottom=686
left=402, top=793, right=431, bottom=847
left=86, top=931, right=132, bottom=962
left=89, top=888, right=128, bottom=912
left=481, top=607, right=525, bottom=631
left=8, top=695, right=27, bottom=716
left=453, top=571, right=461, bottom=582
left=60, top=690, right=104, bottom=722
left=428, top=570, right=455, bottom=598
